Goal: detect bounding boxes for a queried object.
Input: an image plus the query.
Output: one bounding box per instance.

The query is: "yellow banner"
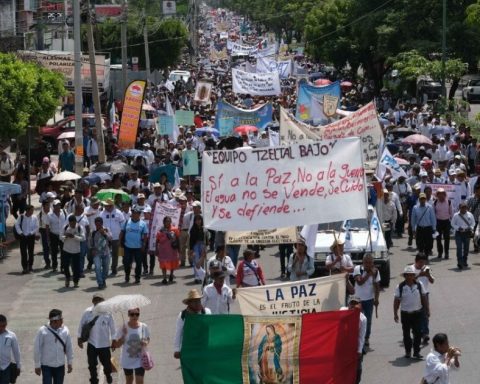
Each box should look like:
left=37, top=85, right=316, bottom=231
left=118, top=80, right=146, bottom=150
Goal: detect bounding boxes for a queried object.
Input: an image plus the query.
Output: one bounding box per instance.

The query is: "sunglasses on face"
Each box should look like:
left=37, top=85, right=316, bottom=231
left=128, top=312, right=140, bottom=317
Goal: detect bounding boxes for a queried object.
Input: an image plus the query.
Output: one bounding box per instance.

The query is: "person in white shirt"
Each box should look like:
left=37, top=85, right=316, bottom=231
left=48, top=201, right=68, bottom=272
left=33, top=309, right=73, bottom=383
left=142, top=143, right=155, bottom=165
left=393, top=265, right=429, bottom=359
left=173, top=289, right=211, bottom=359
left=147, top=183, right=167, bottom=207
left=0, top=314, right=21, bottom=382
left=340, top=296, right=367, bottom=384
left=100, top=199, right=125, bottom=276
left=74, top=204, right=90, bottom=275
left=412, top=253, right=435, bottom=345
left=0, top=151, right=14, bottom=183
left=86, top=133, right=99, bottom=166
left=126, top=172, right=141, bottom=192
left=202, top=271, right=235, bottom=314
left=353, top=254, right=380, bottom=351
left=207, top=246, right=236, bottom=285
left=325, top=238, right=354, bottom=274
left=451, top=202, right=475, bottom=269
left=77, top=294, right=116, bottom=384
left=60, top=215, right=86, bottom=288
left=422, top=333, right=460, bottom=384
left=14, top=204, right=39, bottom=274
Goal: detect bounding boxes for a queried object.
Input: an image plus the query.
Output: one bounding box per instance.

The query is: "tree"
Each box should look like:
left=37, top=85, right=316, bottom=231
left=0, top=53, right=65, bottom=139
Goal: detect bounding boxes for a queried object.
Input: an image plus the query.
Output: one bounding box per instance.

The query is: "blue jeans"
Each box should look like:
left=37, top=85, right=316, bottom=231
left=361, top=299, right=374, bottom=341
left=455, top=232, right=470, bottom=265
left=0, top=364, right=11, bottom=384
left=226, top=245, right=241, bottom=266
left=79, top=240, right=87, bottom=273
left=94, top=254, right=110, bottom=286
left=123, top=247, right=142, bottom=280
left=41, top=365, right=65, bottom=384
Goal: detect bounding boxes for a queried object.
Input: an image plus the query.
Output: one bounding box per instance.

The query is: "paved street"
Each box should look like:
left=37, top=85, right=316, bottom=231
left=1, top=215, right=480, bottom=383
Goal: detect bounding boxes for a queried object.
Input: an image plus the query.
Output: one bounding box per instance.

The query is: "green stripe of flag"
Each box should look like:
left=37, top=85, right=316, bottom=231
left=181, top=314, right=244, bottom=384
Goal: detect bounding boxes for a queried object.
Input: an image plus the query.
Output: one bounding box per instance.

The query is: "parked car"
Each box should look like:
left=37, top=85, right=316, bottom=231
left=39, top=114, right=106, bottom=152
left=168, top=70, right=191, bottom=83
left=312, top=206, right=390, bottom=287
left=462, top=78, right=480, bottom=102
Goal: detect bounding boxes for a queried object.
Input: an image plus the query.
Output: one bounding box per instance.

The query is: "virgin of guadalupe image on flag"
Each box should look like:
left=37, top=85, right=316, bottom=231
left=243, top=317, right=301, bottom=384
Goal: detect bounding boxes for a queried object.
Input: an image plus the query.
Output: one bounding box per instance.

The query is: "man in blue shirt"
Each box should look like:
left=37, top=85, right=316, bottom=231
left=411, top=193, right=437, bottom=257
left=58, top=141, right=75, bottom=172
left=119, top=207, right=148, bottom=284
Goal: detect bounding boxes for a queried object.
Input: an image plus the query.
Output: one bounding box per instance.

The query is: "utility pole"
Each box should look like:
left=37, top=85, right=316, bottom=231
left=86, top=0, right=106, bottom=163
left=441, top=0, right=447, bottom=98
left=143, top=8, right=151, bottom=86
left=121, top=0, right=128, bottom=95
left=73, top=0, right=83, bottom=174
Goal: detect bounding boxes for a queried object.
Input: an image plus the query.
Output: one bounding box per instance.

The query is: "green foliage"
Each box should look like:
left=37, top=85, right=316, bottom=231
left=0, top=53, right=65, bottom=138
left=97, top=16, right=188, bottom=69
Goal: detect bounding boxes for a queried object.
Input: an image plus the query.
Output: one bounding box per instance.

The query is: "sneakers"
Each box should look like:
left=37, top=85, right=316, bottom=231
left=413, top=353, right=423, bottom=360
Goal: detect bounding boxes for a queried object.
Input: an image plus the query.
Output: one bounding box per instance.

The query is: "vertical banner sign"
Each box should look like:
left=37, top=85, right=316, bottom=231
left=201, top=138, right=368, bottom=231
left=148, top=202, right=181, bottom=251
left=295, top=81, right=341, bottom=121
left=194, top=81, right=213, bottom=105
left=236, top=275, right=346, bottom=315
left=118, top=80, right=146, bottom=150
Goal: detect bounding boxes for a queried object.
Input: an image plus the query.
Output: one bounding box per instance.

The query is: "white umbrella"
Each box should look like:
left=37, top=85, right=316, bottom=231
left=51, top=171, right=81, bottom=181
left=93, top=294, right=151, bottom=314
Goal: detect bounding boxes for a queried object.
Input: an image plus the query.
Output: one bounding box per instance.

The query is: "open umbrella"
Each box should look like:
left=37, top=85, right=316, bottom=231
left=340, top=81, right=353, bottom=87
left=0, top=181, right=21, bottom=196
left=314, top=78, right=332, bottom=86
left=142, top=103, right=156, bottom=111
left=96, top=188, right=131, bottom=203
left=394, top=157, right=409, bottom=165
left=82, top=172, right=112, bottom=185
left=120, top=149, right=147, bottom=158
left=94, top=161, right=135, bottom=174
left=195, top=127, right=219, bottom=136
left=52, top=171, right=81, bottom=182
left=234, top=125, right=258, bottom=135
left=402, top=134, right=433, bottom=146
left=93, top=294, right=151, bottom=314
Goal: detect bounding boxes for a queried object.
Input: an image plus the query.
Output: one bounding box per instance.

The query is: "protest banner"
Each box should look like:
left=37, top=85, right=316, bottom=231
left=182, top=149, right=199, bottom=176
left=148, top=202, right=181, bottom=251
left=214, top=100, right=272, bottom=136
left=236, top=275, right=346, bottom=316
left=281, top=103, right=383, bottom=169
left=175, top=110, right=195, bottom=127
left=256, top=57, right=292, bottom=79
left=149, top=163, right=177, bottom=184
left=118, top=80, right=146, bottom=150
left=295, top=81, right=341, bottom=121
left=378, top=147, right=408, bottom=179
left=426, top=183, right=461, bottom=209
left=255, top=44, right=276, bottom=58
left=230, top=42, right=258, bottom=55
left=194, top=81, right=213, bottom=105
left=232, top=68, right=281, bottom=96
left=226, top=227, right=298, bottom=245
left=201, top=138, right=367, bottom=231
left=156, top=115, right=175, bottom=136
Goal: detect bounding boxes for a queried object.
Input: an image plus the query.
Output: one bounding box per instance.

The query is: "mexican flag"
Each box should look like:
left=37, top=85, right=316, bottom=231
left=181, top=310, right=359, bottom=384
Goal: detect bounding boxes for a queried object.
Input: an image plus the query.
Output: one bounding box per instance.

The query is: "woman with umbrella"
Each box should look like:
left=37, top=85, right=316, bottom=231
left=155, top=216, right=180, bottom=284
left=112, top=307, right=150, bottom=384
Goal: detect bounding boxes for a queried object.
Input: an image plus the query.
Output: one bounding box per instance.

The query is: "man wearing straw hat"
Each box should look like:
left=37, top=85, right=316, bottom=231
left=325, top=237, right=354, bottom=275
left=173, top=289, right=211, bottom=359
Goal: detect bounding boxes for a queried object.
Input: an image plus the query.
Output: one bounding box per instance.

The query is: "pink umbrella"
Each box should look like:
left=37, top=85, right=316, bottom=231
left=234, top=125, right=258, bottom=135
left=394, top=157, right=409, bottom=165
left=341, top=81, right=353, bottom=88
left=314, top=79, right=332, bottom=86
left=402, top=134, right=433, bottom=146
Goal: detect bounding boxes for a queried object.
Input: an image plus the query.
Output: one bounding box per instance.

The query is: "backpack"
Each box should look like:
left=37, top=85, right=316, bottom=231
left=79, top=314, right=99, bottom=343
left=13, top=215, right=24, bottom=240
left=397, top=281, right=423, bottom=299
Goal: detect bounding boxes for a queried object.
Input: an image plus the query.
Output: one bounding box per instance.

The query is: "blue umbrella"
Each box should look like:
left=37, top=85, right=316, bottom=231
left=82, top=172, right=112, bottom=185
left=195, top=127, right=220, bottom=136
left=120, top=149, right=147, bottom=158
left=0, top=182, right=21, bottom=196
